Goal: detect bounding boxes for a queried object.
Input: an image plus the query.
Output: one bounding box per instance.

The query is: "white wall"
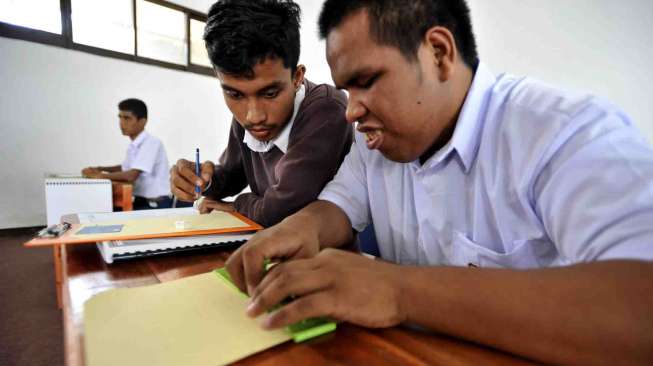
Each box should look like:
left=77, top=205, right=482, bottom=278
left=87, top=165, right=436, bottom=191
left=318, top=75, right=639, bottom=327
left=300, top=0, right=653, bottom=139
left=468, top=0, right=653, bottom=140
left=0, top=38, right=231, bottom=228
left=1, top=0, right=652, bottom=228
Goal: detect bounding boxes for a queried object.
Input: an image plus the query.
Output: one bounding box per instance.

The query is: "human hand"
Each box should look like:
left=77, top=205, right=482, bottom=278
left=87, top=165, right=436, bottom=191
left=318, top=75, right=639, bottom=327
left=82, top=167, right=102, bottom=178
left=170, top=159, right=214, bottom=201
left=225, top=219, right=321, bottom=295
left=246, top=249, right=405, bottom=329
left=198, top=198, right=234, bottom=214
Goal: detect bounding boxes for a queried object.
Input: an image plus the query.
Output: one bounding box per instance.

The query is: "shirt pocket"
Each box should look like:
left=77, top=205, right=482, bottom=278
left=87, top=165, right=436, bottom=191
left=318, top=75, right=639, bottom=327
left=450, top=231, right=551, bottom=269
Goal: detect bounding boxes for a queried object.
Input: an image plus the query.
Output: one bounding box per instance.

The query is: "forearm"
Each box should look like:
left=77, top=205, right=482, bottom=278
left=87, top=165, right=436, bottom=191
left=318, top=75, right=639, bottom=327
left=99, top=169, right=140, bottom=183
left=97, top=165, right=122, bottom=172
left=282, top=200, right=353, bottom=250
left=397, top=260, right=653, bottom=365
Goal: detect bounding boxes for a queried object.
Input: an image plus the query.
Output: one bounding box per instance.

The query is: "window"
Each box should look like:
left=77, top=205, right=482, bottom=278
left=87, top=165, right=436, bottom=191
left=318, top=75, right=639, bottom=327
left=71, top=0, right=134, bottom=54
left=0, top=0, right=212, bottom=76
left=190, top=18, right=211, bottom=68
left=137, top=0, right=186, bottom=65
left=0, top=0, right=61, bottom=34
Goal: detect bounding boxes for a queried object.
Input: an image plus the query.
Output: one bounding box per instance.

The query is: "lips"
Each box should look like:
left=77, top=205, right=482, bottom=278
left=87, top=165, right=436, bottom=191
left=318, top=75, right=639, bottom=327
left=248, top=128, right=273, bottom=140
left=363, top=130, right=384, bottom=150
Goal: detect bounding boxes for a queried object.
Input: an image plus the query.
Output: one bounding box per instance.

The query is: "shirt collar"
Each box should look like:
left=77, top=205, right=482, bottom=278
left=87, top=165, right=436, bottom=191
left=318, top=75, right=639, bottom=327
left=130, top=130, right=148, bottom=148
left=243, top=84, right=306, bottom=154
left=449, top=62, right=496, bottom=173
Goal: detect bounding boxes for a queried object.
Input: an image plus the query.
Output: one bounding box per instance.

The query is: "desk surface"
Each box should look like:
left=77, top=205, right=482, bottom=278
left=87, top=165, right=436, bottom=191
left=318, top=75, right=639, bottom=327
left=61, top=245, right=537, bottom=366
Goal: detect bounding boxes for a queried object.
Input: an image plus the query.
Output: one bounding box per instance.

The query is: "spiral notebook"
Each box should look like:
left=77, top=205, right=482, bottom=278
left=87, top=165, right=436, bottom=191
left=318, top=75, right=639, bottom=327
left=44, top=176, right=112, bottom=226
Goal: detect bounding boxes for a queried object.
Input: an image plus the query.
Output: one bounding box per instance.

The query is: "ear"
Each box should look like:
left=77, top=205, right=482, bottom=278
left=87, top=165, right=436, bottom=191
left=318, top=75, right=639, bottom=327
left=292, top=64, right=306, bottom=89
left=424, top=26, right=457, bottom=82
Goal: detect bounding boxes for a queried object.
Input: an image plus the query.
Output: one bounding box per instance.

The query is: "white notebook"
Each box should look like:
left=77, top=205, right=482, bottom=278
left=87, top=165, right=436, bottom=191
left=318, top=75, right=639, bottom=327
left=78, top=208, right=254, bottom=263
left=45, top=177, right=112, bottom=226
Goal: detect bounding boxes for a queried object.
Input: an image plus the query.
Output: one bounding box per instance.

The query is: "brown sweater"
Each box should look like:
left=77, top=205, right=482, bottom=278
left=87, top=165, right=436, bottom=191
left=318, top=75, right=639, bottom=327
left=204, top=79, right=352, bottom=227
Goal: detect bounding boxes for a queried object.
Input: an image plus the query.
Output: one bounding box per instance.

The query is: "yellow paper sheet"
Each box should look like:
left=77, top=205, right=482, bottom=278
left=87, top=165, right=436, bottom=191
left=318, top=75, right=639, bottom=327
left=72, top=210, right=250, bottom=241
left=84, top=272, right=291, bottom=366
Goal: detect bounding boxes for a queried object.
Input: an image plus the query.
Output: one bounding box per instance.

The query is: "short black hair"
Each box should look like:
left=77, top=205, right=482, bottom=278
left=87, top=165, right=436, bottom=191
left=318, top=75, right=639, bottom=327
left=118, top=98, right=147, bottom=120
left=318, top=0, right=478, bottom=69
left=204, top=0, right=302, bottom=78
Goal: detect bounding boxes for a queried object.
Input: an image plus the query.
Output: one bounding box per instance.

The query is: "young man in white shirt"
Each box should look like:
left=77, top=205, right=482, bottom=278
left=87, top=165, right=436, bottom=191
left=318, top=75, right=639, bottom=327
left=82, top=98, right=172, bottom=210
left=223, top=1, right=653, bottom=365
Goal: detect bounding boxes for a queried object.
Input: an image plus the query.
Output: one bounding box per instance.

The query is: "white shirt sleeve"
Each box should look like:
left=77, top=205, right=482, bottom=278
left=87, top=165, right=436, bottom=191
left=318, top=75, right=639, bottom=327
left=129, top=138, right=160, bottom=174
left=319, top=134, right=372, bottom=232
left=534, top=108, right=653, bottom=262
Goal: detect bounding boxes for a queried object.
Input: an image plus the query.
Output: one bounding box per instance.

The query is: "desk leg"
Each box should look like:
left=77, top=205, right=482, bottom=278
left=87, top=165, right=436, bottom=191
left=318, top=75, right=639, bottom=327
left=53, top=244, right=63, bottom=309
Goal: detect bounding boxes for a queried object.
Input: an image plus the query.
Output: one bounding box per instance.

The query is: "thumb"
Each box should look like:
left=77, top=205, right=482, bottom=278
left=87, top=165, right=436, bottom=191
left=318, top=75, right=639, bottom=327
left=201, top=161, right=214, bottom=182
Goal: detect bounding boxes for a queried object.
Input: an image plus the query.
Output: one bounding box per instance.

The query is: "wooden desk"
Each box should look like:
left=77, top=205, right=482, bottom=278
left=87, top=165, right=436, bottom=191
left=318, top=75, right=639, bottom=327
left=50, top=183, right=133, bottom=309
left=111, top=182, right=132, bottom=211
left=60, top=245, right=538, bottom=366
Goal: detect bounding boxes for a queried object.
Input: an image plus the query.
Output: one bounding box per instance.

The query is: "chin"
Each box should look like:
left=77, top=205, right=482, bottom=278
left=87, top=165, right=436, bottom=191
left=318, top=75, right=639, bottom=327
left=379, top=149, right=415, bottom=163
left=254, top=136, right=274, bottom=143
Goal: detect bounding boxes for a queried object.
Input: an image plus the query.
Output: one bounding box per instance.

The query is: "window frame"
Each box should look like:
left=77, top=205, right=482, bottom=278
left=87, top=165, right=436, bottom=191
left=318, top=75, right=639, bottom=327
left=188, top=14, right=212, bottom=73
left=0, top=0, right=214, bottom=77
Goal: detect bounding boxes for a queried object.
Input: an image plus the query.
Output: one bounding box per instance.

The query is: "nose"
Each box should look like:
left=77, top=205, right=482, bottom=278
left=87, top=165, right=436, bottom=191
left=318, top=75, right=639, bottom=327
left=246, top=100, right=266, bottom=125
left=345, top=94, right=366, bottom=124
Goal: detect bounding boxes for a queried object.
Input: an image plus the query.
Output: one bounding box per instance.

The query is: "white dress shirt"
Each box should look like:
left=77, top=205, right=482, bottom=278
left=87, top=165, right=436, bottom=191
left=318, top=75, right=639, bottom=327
left=121, top=131, right=170, bottom=198
left=243, top=84, right=306, bottom=154
left=319, top=63, right=653, bottom=267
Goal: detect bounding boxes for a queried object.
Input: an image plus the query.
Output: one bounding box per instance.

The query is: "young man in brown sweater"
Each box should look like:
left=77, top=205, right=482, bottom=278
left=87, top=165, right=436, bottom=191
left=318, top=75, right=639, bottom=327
left=170, top=0, right=352, bottom=227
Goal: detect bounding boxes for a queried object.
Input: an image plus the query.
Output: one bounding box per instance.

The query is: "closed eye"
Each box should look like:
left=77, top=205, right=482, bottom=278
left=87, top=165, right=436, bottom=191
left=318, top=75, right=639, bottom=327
left=357, top=73, right=380, bottom=89
left=261, top=89, right=280, bottom=99
left=224, top=90, right=243, bottom=100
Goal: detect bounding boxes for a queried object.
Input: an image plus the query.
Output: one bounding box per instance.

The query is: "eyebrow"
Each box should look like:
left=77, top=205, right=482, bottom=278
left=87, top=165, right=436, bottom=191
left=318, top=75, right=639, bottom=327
left=221, top=80, right=287, bottom=95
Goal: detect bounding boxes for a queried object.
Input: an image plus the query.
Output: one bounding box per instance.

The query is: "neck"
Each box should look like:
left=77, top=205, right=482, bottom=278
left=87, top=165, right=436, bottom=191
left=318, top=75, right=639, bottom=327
left=419, top=65, right=475, bottom=165
left=130, top=130, right=143, bottom=141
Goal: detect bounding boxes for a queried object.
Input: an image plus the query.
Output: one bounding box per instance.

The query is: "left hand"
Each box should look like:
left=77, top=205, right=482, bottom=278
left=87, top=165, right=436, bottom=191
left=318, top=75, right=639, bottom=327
left=198, top=198, right=234, bottom=214
left=245, top=248, right=406, bottom=330
left=82, top=167, right=103, bottom=179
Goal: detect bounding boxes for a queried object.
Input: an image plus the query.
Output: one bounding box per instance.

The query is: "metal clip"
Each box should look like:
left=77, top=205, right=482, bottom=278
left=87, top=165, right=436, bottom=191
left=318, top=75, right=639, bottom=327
left=36, top=222, right=71, bottom=238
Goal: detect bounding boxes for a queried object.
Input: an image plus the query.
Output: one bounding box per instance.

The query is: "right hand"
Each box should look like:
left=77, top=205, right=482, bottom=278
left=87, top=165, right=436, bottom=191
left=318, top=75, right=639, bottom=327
left=225, top=218, right=321, bottom=296
left=170, top=159, right=215, bottom=201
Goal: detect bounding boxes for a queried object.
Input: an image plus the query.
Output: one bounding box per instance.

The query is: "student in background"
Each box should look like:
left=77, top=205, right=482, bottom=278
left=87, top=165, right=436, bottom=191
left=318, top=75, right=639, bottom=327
left=82, top=98, right=172, bottom=210
left=225, top=0, right=653, bottom=364
left=170, top=0, right=352, bottom=227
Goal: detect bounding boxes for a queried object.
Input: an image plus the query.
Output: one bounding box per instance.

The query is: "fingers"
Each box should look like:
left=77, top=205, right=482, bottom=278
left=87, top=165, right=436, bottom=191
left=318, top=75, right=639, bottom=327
left=198, top=199, right=214, bottom=214
left=199, top=198, right=228, bottom=214
left=225, top=247, right=247, bottom=293
left=170, top=159, right=199, bottom=201
left=241, top=242, right=271, bottom=295
left=261, top=292, right=335, bottom=330
left=247, top=259, right=330, bottom=318
left=225, top=222, right=321, bottom=297
left=200, top=161, right=215, bottom=184
left=176, top=158, right=202, bottom=186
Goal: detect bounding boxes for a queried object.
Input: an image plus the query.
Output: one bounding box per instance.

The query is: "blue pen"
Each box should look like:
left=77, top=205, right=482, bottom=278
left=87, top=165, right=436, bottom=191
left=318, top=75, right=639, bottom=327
left=195, top=148, right=201, bottom=195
